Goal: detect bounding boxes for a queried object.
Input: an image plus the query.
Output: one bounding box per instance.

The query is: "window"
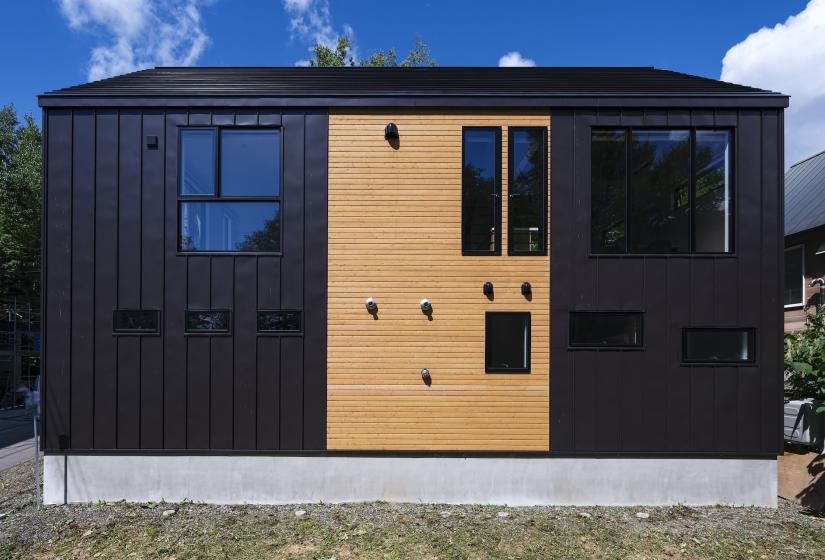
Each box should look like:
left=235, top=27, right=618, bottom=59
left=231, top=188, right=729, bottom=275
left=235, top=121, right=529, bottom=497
left=591, top=128, right=733, bottom=254
left=508, top=127, right=547, bottom=255
left=257, top=310, right=301, bottom=333
left=569, top=312, right=643, bottom=348
left=113, top=310, right=160, bottom=334
left=683, top=328, right=755, bottom=363
left=462, top=127, right=501, bottom=255
left=485, top=312, right=530, bottom=372
left=785, top=245, right=805, bottom=307
left=185, top=310, right=231, bottom=334
left=178, top=128, right=281, bottom=253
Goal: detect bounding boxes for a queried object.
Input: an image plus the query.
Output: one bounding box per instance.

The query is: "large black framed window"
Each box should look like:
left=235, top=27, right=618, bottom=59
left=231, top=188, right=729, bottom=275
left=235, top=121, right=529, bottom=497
left=682, top=328, right=755, bottom=364
left=485, top=312, right=530, bottom=372
left=569, top=311, right=643, bottom=348
left=462, top=127, right=502, bottom=255
left=784, top=245, right=805, bottom=307
left=508, top=127, right=547, bottom=255
left=178, top=128, right=281, bottom=253
left=591, top=128, right=733, bottom=254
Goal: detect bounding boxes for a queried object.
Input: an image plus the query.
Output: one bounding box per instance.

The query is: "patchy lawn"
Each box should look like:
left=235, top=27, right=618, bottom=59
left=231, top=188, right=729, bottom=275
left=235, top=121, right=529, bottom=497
left=0, top=460, right=823, bottom=559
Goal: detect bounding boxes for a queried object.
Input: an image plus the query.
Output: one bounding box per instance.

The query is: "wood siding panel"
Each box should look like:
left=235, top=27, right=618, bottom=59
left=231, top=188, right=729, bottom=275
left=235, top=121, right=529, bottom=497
left=328, top=110, right=550, bottom=451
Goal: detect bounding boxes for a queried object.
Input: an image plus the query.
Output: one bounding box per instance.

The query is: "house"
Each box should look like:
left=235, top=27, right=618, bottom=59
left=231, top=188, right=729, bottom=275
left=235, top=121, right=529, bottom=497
left=38, top=67, right=786, bottom=506
left=784, top=150, right=825, bottom=332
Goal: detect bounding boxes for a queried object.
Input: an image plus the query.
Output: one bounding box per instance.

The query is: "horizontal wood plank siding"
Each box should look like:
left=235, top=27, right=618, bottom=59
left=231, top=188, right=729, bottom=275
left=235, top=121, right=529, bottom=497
left=328, top=109, right=550, bottom=451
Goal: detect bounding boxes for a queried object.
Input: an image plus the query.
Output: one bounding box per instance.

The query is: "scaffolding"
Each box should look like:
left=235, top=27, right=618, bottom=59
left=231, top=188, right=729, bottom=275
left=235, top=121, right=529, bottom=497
left=0, top=298, right=40, bottom=408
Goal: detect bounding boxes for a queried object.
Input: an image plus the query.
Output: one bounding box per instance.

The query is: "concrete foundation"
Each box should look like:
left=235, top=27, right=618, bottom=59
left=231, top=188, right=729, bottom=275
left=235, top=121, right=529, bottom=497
left=44, top=455, right=777, bottom=507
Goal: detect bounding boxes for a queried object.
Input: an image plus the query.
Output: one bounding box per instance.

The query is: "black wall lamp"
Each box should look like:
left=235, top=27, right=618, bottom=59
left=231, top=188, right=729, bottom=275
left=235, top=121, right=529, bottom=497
left=145, top=135, right=158, bottom=149
left=483, top=282, right=494, bottom=296
left=384, top=123, right=399, bottom=140
left=521, top=282, right=532, bottom=297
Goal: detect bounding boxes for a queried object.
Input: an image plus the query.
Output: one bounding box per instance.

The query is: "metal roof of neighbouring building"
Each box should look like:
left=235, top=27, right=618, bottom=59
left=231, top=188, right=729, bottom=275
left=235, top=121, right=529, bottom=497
left=786, top=149, right=825, bottom=236
left=39, top=66, right=784, bottom=99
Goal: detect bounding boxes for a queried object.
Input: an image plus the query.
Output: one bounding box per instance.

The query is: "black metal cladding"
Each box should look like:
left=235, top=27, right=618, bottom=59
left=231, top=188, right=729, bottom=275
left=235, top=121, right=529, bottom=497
left=42, top=108, right=328, bottom=452
left=550, top=108, right=784, bottom=455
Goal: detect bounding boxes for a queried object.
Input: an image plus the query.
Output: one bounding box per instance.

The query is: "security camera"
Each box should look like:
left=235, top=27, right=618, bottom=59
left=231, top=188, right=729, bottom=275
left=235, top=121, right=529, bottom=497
left=365, top=297, right=378, bottom=312
left=420, top=298, right=432, bottom=312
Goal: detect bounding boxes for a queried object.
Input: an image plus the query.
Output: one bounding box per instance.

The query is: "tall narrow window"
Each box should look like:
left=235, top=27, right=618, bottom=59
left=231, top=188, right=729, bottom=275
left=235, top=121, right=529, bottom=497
left=462, top=127, right=501, bottom=255
left=179, top=127, right=281, bottom=253
left=591, top=130, right=627, bottom=253
left=694, top=130, right=733, bottom=252
left=508, top=127, right=547, bottom=255
left=784, top=245, right=805, bottom=307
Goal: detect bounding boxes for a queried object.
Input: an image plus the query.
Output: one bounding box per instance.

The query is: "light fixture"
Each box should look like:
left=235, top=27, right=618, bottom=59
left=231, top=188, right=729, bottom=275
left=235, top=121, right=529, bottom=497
left=384, top=123, right=399, bottom=140
left=483, top=282, right=494, bottom=296
left=521, top=282, right=532, bottom=296
left=365, top=297, right=378, bottom=313
left=420, top=298, right=432, bottom=313
left=421, top=368, right=431, bottom=385
left=145, top=135, right=158, bottom=149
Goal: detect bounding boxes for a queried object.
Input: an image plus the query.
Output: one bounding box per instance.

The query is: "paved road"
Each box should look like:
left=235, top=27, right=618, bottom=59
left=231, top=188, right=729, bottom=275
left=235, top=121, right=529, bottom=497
left=0, top=408, right=37, bottom=471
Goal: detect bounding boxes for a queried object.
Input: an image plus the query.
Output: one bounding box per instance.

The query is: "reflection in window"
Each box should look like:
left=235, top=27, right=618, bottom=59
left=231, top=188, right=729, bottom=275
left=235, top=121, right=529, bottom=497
left=509, top=128, right=547, bottom=254
left=179, top=202, right=280, bottom=252
left=784, top=246, right=804, bottom=307
left=485, top=312, right=530, bottom=372
left=569, top=312, right=643, bottom=347
left=113, top=310, right=160, bottom=334
left=683, top=328, right=755, bottom=363
left=180, top=129, right=216, bottom=195
left=591, top=130, right=627, bottom=253
left=257, top=310, right=301, bottom=333
left=185, top=310, right=231, bottom=333
left=220, top=129, right=280, bottom=197
left=694, top=131, right=733, bottom=252
left=629, top=130, right=691, bottom=253
left=462, top=128, right=501, bottom=254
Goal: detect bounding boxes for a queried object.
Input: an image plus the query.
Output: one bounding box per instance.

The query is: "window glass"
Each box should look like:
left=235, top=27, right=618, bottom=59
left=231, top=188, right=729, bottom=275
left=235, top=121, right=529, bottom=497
left=591, top=130, right=626, bottom=253
left=683, top=328, right=755, bottom=363
left=629, top=130, right=691, bottom=253
left=257, top=310, right=301, bottom=333
left=462, top=128, right=500, bottom=254
left=180, top=129, right=215, bottom=195
left=784, top=246, right=804, bottom=306
left=113, top=310, right=160, bottom=334
left=694, top=131, right=733, bottom=252
left=509, top=128, right=546, bottom=254
left=569, top=312, right=643, bottom=347
left=220, top=129, right=281, bottom=197
left=179, top=202, right=280, bottom=252
left=485, top=312, right=530, bottom=372
left=185, top=310, right=231, bottom=333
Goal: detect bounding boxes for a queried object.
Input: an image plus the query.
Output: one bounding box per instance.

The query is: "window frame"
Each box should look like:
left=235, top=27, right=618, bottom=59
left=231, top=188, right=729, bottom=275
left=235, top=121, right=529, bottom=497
left=507, top=126, right=548, bottom=256
left=589, top=126, right=736, bottom=257
left=184, top=309, right=233, bottom=336
left=256, top=309, right=303, bottom=336
left=484, top=311, right=531, bottom=373
left=112, top=309, right=161, bottom=336
left=681, top=327, right=756, bottom=365
left=568, top=310, right=645, bottom=350
left=461, top=126, right=502, bottom=256
left=177, top=126, right=284, bottom=256
left=784, top=244, right=805, bottom=308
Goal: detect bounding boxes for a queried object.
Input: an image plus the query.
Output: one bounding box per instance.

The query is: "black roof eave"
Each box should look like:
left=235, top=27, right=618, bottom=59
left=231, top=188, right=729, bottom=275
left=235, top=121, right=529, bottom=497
left=38, top=93, right=790, bottom=109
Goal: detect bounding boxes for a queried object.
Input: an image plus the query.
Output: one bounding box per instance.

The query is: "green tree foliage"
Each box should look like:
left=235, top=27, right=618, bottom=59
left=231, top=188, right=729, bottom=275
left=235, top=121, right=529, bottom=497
left=309, top=35, right=437, bottom=67
left=785, top=307, right=825, bottom=413
left=0, top=105, right=41, bottom=301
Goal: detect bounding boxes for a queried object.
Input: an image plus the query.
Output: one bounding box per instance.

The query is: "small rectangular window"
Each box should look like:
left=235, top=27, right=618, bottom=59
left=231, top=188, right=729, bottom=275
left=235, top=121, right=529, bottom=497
left=185, top=310, right=231, bottom=334
left=569, top=312, right=643, bottom=348
left=784, top=246, right=805, bottom=307
left=485, top=312, right=530, bottom=372
left=179, top=201, right=280, bottom=252
left=180, top=129, right=216, bottom=195
left=462, top=127, right=501, bottom=255
left=257, top=310, right=301, bottom=333
left=508, top=127, right=547, bottom=255
left=683, top=328, right=755, bottom=363
left=113, top=310, right=160, bottom=334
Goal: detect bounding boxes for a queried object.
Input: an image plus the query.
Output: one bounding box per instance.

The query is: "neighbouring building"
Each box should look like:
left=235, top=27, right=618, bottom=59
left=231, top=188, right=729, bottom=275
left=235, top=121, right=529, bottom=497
left=38, top=67, right=786, bottom=506
left=784, top=150, right=825, bottom=332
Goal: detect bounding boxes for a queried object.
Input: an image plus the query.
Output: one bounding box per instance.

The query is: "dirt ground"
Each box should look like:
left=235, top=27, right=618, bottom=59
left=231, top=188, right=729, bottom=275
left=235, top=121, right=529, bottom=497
left=1, top=459, right=823, bottom=559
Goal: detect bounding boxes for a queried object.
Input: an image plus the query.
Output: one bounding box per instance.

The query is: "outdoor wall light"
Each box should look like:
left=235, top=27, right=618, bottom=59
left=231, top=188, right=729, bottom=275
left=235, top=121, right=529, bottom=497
left=521, top=282, right=532, bottom=296
left=421, top=368, right=432, bottom=385
left=365, top=297, right=378, bottom=313
left=420, top=298, right=432, bottom=313
left=483, top=282, right=494, bottom=296
left=384, top=122, right=399, bottom=140
left=145, top=135, right=158, bottom=149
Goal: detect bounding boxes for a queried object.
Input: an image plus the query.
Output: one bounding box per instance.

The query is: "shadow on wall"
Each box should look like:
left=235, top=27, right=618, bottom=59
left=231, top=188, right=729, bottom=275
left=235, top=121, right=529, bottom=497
left=780, top=446, right=825, bottom=512
left=798, top=453, right=825, bottom=511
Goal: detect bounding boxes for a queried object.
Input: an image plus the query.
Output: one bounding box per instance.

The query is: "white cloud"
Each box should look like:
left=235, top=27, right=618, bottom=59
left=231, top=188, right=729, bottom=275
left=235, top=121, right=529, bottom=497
left=721, top=0, right=825, bottom=165
left=498, top=51, right=535, bottom=68
left=58, top=0, right=210, bottom=81
left=282, top=0, right=355, bottom=62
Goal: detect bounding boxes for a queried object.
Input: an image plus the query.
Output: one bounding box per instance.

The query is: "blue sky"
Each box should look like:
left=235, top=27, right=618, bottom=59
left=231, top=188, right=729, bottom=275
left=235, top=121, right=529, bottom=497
left=2, top=0, right=822, bottom=163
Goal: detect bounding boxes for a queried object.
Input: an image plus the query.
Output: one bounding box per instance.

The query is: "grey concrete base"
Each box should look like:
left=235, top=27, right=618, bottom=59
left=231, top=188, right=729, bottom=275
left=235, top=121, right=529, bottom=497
left=44, top=455, right=777, bottom=507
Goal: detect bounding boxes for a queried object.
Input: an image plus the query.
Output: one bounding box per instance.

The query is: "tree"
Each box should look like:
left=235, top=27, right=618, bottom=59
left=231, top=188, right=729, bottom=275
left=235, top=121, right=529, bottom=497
left=309, top=35, right=437, bottom=67
left=0, top=105, right=41, bottom=301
